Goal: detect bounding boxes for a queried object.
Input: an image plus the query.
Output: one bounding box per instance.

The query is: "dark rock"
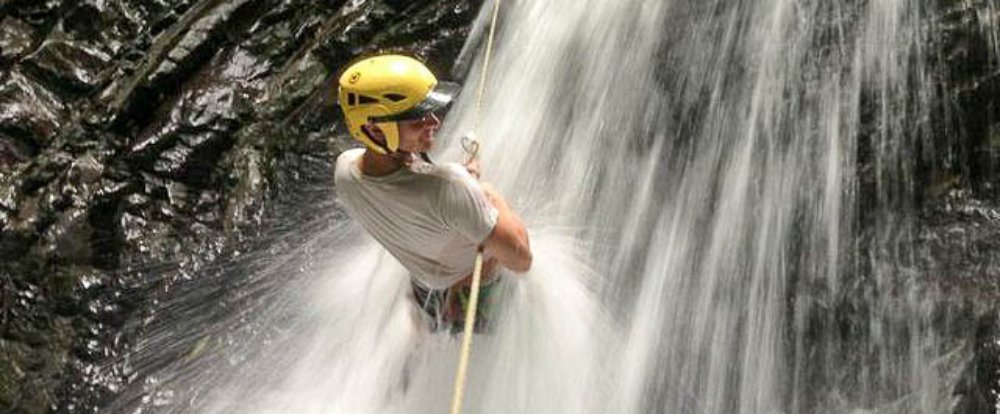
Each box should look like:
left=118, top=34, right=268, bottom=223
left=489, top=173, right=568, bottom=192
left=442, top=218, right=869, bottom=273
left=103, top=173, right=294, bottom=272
left=61, top=3, right=103, bottom=41
left=918, top=192, right=1000, bottom=299
left=152, top=144, right=195, bottom=177
left=954, top=313, right=1000, bottom=413
left=0, top=133, right=30, bottom=168
left=258, top=51, right=330, bottom=121
left=66, top=153, right=104, bottom=188
left=4, top=151, right=112, bottom=268
left=0, top=260, right=76, bottom=414
left=23, top=37, right=113, bottom=93
left=1, top=0, right=63, bottom=26
left=119, top=211, right=177, bottom=264
left=193, top=189, right=221, bottom=225
left=238, top=2, right=338, bottom=122
left=102, top=0, right=267, bottom=130
left=0, top=170, right=14, bottom=211
left=370, top=0, right=483, bottom=70
left=241, top=0, right=330, bottom=63
left=0, top=17, right=39, bottom=62
left=130, top=44, right=268, bottom=188
left=39, top=207, right=92, bottom=264
left=934, top=0, right=1000, bottom=203
left=220, top=127, right=271, bottom=243
left=0, top=70, right=66, bottom=153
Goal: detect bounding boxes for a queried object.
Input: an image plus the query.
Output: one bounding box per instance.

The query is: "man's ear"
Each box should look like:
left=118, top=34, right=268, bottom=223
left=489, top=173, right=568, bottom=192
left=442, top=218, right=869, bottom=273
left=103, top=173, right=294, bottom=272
left=361, top=122, right=387, bottom=146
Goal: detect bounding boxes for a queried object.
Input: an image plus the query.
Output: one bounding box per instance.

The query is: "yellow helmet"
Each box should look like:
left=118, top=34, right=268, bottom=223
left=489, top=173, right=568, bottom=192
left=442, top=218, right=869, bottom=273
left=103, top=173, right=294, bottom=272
left=337, top=54, right=459, bottom=153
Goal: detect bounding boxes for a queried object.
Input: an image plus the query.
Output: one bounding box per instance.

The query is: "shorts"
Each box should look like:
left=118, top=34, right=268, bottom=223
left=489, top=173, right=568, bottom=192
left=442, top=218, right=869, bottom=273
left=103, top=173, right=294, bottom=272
left=411, top=277, right=500, bottom=334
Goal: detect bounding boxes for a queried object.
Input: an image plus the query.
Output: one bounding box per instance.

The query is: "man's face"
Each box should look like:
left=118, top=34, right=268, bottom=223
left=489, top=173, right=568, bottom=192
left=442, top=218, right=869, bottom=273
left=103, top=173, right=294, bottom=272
left=395, top=113, right=441, bottom=153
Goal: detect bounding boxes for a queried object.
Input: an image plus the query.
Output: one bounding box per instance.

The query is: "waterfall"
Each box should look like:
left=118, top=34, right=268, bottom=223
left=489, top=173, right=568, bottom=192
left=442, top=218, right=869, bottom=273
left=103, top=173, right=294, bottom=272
left=445, top=0, right=969, bottom=412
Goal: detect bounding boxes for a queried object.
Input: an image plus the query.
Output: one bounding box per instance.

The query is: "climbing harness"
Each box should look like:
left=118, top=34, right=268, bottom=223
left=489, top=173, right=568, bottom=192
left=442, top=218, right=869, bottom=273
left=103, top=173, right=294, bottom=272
left=449, top=0, right=503, bottom=413
left=411, top=277, right=499, bottom=334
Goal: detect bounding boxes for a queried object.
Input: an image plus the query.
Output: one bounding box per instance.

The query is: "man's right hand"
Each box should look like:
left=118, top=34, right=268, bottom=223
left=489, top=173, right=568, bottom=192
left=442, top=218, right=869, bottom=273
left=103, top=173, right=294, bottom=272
left=464, top=157, right=481, bottom=179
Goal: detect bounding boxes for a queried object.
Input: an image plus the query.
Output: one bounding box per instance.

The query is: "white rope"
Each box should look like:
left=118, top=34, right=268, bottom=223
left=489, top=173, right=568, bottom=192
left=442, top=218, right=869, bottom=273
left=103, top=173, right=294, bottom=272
left=474, top=0, right=503, bottom=133
left=449, top=0, right=503, bottom=413
left=449, top=250, right=484, bottom=414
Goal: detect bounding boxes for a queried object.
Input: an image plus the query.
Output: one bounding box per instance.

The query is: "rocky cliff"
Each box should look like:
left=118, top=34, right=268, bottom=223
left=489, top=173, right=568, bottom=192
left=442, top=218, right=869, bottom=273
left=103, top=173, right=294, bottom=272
left=0, top=0, right=480, bottom=411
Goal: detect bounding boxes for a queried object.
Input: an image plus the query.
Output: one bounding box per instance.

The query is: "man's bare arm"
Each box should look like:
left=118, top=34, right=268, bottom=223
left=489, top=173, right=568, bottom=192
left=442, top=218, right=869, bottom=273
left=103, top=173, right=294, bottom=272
left=479, top=183, right=532, bottom=272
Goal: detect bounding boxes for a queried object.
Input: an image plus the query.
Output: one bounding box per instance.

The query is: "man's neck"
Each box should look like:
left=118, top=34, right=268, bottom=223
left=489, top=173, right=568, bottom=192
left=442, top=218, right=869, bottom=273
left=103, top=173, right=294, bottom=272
left=359, top=149, right=407, bottom=177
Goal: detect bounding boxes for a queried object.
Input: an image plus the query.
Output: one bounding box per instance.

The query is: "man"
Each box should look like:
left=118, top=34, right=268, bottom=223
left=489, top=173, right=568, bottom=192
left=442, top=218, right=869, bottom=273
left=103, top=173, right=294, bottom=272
left=333, top=54, right=532, bottom=332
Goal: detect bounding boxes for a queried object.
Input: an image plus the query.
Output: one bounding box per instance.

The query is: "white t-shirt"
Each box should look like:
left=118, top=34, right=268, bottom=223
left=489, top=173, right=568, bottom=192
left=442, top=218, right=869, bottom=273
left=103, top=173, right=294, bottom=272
left=334, top=149, right=499, bottom=289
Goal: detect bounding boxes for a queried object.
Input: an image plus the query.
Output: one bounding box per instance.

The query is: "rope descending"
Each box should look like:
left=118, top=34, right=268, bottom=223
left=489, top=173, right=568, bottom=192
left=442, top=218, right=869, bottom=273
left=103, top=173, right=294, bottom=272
left=449, top=1, right=503, bottom=413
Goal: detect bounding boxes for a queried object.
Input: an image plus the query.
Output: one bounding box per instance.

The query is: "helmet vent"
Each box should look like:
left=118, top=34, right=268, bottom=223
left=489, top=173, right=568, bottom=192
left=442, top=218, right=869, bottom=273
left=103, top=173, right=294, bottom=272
left=347, top=93, right=357, bottom=106
left=358, top=95, right=379, bottom=104
left=383, top=93, right=407, bottom=102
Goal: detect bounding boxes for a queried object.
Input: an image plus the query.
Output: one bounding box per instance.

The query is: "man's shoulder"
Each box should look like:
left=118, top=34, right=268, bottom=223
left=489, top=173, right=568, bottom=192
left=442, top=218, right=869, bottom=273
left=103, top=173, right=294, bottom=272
left=335, top=148, right=365, bottom=168
left=429, top=162, right=486, bottom=208
left=425, top=162, right=475, bottom=186
left=334, top=149, right=364, bottom=183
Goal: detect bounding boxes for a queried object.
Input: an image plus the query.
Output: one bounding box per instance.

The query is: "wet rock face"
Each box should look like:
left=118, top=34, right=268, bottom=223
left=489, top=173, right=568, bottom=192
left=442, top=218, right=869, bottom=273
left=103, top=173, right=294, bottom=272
left=0, top=71, right=65, bottom=155
left=935, top=0, right=1000, bottom=200
left=0, top=0, right=481, bottom=412
left=25, top=38, right=113, bottom=93
left=926, top=2, right=1000, bottom=410
left=0, top=17, right=38, bottom=62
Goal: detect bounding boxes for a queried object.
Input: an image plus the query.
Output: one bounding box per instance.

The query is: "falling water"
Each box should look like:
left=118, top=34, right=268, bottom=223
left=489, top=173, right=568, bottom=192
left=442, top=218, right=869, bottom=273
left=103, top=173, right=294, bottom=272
left=447, top=0, right=957, bottom=411
left=113, top=0, right=999, bottom=413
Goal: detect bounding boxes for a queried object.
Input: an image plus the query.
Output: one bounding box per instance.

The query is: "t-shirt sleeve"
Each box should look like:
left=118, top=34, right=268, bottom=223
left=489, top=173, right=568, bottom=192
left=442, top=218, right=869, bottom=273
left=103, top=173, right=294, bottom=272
left=439, top=169, right=499, bottom=244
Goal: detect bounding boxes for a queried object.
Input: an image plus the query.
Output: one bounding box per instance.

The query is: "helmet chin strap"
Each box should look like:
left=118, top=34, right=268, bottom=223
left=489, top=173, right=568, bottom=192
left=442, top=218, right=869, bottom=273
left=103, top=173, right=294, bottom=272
left=362, top=121, right=434, bottom=166
left=386, top=151, right=433, bottom=169
left=361, top=123, right=392, bottom=154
